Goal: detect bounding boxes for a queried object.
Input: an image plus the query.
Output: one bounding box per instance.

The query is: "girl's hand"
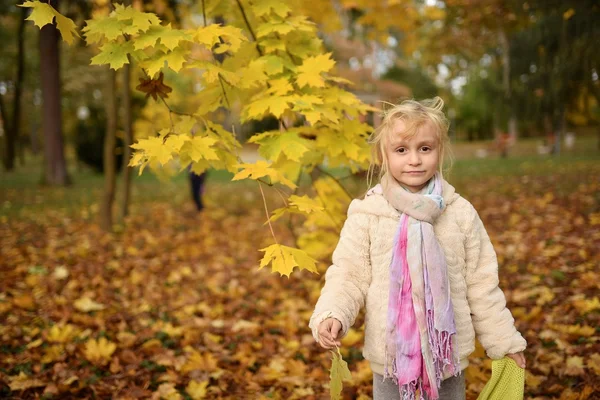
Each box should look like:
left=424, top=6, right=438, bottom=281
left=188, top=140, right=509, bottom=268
left=317, top=318, right=342, bottom=349
left=507, top=352, right=526, bottom=369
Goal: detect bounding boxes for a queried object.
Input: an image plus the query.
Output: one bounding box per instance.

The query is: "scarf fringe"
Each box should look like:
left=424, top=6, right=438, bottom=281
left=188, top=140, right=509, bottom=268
left=426, top=312, right=461, bottom=387
left=400, top=379, right=425, bottom=400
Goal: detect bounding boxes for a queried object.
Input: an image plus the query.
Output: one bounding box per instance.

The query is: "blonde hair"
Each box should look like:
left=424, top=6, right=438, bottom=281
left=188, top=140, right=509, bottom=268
left=367, top=96, right=454, bottom=187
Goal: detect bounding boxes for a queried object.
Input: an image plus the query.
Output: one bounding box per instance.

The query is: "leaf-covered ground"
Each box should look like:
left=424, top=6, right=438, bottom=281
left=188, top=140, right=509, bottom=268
left=1, top=156, right=599, bottom=399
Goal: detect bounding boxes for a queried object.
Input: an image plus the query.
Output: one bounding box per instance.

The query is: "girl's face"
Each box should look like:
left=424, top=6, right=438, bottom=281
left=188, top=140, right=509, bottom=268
left=386, top=119, right=440, bottom=193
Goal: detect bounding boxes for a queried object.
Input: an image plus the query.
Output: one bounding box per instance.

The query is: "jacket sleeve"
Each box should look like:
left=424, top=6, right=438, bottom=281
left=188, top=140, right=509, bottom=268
left=464, top=205, right=527, bottom=359
left=308, top=202, right=372, bottom=343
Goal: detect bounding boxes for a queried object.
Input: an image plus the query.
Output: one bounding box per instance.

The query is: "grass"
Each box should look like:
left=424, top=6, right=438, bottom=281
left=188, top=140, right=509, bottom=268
left=1, top=135, right=599, bottom=219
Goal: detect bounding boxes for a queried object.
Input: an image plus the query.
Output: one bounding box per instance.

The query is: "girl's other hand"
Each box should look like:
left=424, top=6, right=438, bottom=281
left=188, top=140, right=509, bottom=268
left=317, top=318, right=342, bottom=349
left=507, top=352, right=526, bottom=369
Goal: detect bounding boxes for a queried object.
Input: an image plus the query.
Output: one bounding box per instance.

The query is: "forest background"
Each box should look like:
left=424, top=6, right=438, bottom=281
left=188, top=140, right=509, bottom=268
left=1, top=0, right=599, bottom=399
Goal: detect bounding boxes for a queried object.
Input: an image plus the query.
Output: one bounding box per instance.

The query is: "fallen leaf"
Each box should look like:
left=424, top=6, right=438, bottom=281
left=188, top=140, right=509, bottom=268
left=74, top=297, right=105, bottom=312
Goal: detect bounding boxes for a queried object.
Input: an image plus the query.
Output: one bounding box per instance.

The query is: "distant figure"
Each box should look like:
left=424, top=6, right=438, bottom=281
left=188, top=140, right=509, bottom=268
left=564, top=132, right=575, bottom=150
left=189, top=170, right=207, bottom=211
left=495, top=129, right=511, bottom=158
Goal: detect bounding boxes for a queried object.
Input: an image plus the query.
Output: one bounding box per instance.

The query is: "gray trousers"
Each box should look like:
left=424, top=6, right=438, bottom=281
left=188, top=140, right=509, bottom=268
left=373, top=372, right=466, bottom=400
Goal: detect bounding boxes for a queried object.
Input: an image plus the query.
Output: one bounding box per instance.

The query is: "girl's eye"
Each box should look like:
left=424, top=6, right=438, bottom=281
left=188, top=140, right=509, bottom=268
left=396, top=148, right=406, bottom=153
left=421, top=146, right=431, bottom=152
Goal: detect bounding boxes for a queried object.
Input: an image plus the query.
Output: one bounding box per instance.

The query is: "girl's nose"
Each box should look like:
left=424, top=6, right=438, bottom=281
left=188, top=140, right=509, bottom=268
left=408, top=152, right=421, bottom=165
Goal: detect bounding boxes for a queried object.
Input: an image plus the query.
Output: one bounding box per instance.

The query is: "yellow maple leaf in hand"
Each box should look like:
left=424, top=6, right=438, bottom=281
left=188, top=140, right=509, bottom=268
left=84, top=337, right=117, bottom=366
left=296, top=53, right=335, bottom=88
left=330, top=348, right=352, bottom=400
left=19, top=1, right=79, bottom=45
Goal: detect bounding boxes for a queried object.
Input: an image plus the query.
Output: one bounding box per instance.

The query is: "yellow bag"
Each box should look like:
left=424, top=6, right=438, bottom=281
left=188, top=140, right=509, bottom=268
left=477, top=357, right=525, bottom=400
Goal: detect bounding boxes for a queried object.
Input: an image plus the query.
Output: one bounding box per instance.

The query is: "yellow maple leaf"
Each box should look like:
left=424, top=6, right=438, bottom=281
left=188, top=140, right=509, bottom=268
left=565, top=356, right=585, bottom=376
left=131, top=136, right=173, bottom=166
left=152, top=383, right=182, bottom=400
left=587, top=353, right=600, bottom=375
left=41, top=344, right=64, bottom=364
left=252, top=0, right=291, bottom=17
left=181, top=136, right=219, bottom=162
left=74, top=297, right=105, bottom=312
left=113, top=3, right=161, bottom=34
left=20, top=1, right=79, bottom=45
left=243, top=94, right=295, bottom=120
left=82, top=16, right=124, bottom=44
left=330, top=348, right=352, bottom=400
left=186, top=380, right=209, bottom=400
left=192, top=24, right=246, bottom=54
left=180, top=349, right=218, bottom=373
left=90, top=41, right=134, bottom=70
left=573, top=296, right=600, bottom=314
left=259, top=244, right=318, bottom=277
left=83, top=337, right=117, bottom=366
left=232, top=161, right=297, bottom=189
left=141, top=47, right=188, bottom=76
left=252, top=130, right=311, bottom=162
left=46, top=323, right=80, bottom=343
left=296, top=53, right=335, bottom=88
left=289, top=195, right=325, bottom=213
left=52, top=266, right=69, bottom=280
left=8, top=371, right=46, bottom=391
left=550, top=323, right=596, bottom=337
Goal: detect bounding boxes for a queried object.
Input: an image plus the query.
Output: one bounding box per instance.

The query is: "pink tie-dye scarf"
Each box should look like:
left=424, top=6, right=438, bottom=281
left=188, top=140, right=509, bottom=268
left=374, top=172, right=460, bottom=400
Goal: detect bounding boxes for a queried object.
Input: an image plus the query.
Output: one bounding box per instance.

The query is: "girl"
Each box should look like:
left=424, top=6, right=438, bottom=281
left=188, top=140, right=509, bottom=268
left=309, top=98, right=526, bottom=400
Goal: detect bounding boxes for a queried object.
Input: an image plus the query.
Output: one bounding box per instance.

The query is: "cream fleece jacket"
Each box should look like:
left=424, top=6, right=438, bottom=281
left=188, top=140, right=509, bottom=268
left=309, top=180, right=527, bottom=378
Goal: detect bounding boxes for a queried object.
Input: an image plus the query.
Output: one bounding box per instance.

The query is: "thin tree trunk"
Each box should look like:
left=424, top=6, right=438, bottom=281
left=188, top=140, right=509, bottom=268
left=2, top=6, right=27, bottom=171
left=117, top=62, right=133, bottom=224
left=101, top=68, right=117, bottom=231
left=39, top=0, right=69, bottom=185
left=0, top=93, right=7, bottom=166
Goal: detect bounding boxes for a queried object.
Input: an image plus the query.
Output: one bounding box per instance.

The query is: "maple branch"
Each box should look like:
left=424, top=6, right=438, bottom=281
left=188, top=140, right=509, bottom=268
left=258, top=181, right=278, bottom=244
left=160, top=96, right=175, bottom=132
left=201, top=0, right=207, bottom=27
left=315, top=165, right=353, bottom=201
left=217, top=74, right=231, bottom=109
left=235, top=0, right=263, bottom=56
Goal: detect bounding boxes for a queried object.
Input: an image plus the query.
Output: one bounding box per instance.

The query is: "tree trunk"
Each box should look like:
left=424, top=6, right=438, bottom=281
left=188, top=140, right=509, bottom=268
left=100, top=68, right=117, bottom=231
left=117, top=62, right=133, bottom=224
left=39, top=0, right=69, bottom=185
left=0, top=93, right=7, bottom=166
left=498, top=28, right=518, bottom=142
